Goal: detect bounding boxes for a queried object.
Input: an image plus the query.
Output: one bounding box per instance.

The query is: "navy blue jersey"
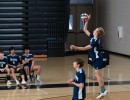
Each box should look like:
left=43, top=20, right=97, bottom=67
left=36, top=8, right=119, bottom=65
left=73, top=68, right=86, bottom=99
left=7, top=54, right=20, bottom=66
left=22, top=54, right=33, bottom=67
left=0, top=57, right=8, bottom=68
left=89, top=33, right=102, bottom=61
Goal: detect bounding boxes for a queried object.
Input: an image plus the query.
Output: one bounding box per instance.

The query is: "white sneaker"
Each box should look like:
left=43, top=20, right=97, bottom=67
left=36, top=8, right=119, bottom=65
left=21, top=80, right=27, bottom=84
left=35, top=79, right=42, bottom=84
left=96, top=90, right=108, bottom=99
left=27, top=79, right=31, bottom=84
left=16, top=80, right=20, bottom=85
left=7, top=80, right=12, bottom=85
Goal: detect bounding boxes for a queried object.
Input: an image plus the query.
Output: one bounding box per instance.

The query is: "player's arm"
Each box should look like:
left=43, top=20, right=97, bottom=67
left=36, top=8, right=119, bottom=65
left=70, top=45, right=92, bottom=51
left=4, top=58, right=9, bottom=69
left=4, top=64, right=8, bottom=69
left=71, top=82, right=84, bottom=88
left=68, top=78, right=75, bottom=83
left=17, top=56, right=22, bottom=68
left=22, top=59, right=30, bottom=65
left=17, top=62, right=21, bottom=68
left=68, top=79, right=84, bottom=88
left=83, top=15, right=91, bottom=36
left=31, top=60, right=34, bottom=68
left=8, top=64, right=16, bottom=68
left=1, top=64, right=8, bottom=72
left=72, top=73, right=85, bottom=88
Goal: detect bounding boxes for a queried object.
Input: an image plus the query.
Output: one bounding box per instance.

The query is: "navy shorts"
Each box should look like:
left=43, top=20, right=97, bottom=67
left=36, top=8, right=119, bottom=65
left=93, top=58, right=103, bottom=69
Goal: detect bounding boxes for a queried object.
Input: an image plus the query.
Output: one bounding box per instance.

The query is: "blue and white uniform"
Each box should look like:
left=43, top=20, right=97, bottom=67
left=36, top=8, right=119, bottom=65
left=7, top=54, right=20, bottom=68
left=22, top=54, right=33, bottom=67
left=0, top=57, right=8, bottom=68
left=73, top=68, right=86, bottom=100
left=89, top=33, right=103, bottom=69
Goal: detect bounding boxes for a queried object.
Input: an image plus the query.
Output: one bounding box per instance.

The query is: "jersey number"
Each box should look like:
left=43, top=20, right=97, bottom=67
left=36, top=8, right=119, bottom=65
left=13, top=61, right=15, bottom=64
left=94, top=47, right=99, bottom=58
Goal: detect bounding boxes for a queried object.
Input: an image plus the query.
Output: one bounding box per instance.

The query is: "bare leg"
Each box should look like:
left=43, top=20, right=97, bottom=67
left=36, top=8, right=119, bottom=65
left=33, top=65, right=41, bottom=75
left=95, top=69, right=108, bottom=99
left=24, top=66, right=31, bottom=83
left=24, top=66, right=29, bottom=76
left=95, top=69, right=104, bottom=87
left=10, top=68, right=17, bottom=81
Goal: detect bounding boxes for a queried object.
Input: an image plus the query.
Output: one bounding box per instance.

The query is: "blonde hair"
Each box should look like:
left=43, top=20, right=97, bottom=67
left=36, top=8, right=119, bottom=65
left=98, top=27, right=105, bottom=37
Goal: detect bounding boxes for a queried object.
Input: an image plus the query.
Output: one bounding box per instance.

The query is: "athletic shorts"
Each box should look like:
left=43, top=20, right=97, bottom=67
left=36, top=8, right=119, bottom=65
left=23, top=65, right=31, bottom=68
left=93, top=58, right=103, bottom=69
left=8, top=66, right=20, bottom=72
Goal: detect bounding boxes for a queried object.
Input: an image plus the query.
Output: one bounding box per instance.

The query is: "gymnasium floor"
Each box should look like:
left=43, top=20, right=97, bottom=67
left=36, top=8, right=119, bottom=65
left=0, top=53, right=130, bottom=100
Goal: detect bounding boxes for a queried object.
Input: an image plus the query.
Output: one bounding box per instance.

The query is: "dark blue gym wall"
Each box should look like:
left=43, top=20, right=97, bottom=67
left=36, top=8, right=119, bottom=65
left=0, top=0, right=28, bottom=55
left=70, top=0, right=93, bottom=4
left=28, top=0, right=69, bottom=57
left=0, top=0, right=69, bottom=56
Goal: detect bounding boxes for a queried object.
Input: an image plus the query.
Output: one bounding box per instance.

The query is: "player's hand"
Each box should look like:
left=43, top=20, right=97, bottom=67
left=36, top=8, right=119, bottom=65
left=17, top=64, right=21, bottom=68
left=13, top=66, right=17, bottom=69
left=68, top=80, right=73, bottom=84
left=68, top=81, right=75, bottom=85
left=68, top=79, right=74, bottom=84
left=71, top=82, right=75, bottom=85
left=70, top=45, right=77, bottom=50
left=88, top=14, right=91, bottom=20
left=84, top=14, right=91, bottom=22
left=0, top=69, right=5, bottom=72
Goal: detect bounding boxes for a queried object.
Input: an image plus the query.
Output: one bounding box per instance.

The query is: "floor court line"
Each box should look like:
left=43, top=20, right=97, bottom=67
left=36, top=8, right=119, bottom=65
left=36, top=89, right=49, bottom=94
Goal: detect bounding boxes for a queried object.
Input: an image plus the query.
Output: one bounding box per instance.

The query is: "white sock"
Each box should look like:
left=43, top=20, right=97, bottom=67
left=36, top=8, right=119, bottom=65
left=16, top=79, right=18, bottom=82
left=37, top=75, right=40, bottom=80
left=27, top=75, right=30, bottom=80
left=16, top=80, right=19, bottom=84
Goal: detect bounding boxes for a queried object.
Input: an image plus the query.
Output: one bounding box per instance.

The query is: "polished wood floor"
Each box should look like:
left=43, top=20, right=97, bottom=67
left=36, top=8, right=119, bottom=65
left=0, top=53, right=130, bottom=100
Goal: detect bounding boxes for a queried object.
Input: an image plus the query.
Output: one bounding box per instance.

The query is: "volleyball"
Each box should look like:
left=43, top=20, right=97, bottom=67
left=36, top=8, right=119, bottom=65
left=81, top=13, right=88, bottom=20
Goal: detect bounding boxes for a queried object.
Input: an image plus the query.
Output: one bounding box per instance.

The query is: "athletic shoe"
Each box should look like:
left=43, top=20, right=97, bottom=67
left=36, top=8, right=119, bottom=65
left=96, top=90, right=108, bottom=99
left=7, top=80, right=12, bottom=85
left=21, top=80, right=27, bottom=84
left=16, top=80, right=20, bottom=85
left=35, top=79, right=42, bottom=84
left=27, top=79, right=31, bottom=84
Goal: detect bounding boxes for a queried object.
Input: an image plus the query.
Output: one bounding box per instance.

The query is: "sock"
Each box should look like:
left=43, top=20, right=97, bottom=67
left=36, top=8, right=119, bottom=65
left=37, top=75, right=40, bottom=80
left=15, top=79, right=18, bottom=82
left=16, top=80, right=19, bottom=84
left=100, top=86, right=105, bottom=93
left=27, top=75, right=30, bottom=80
